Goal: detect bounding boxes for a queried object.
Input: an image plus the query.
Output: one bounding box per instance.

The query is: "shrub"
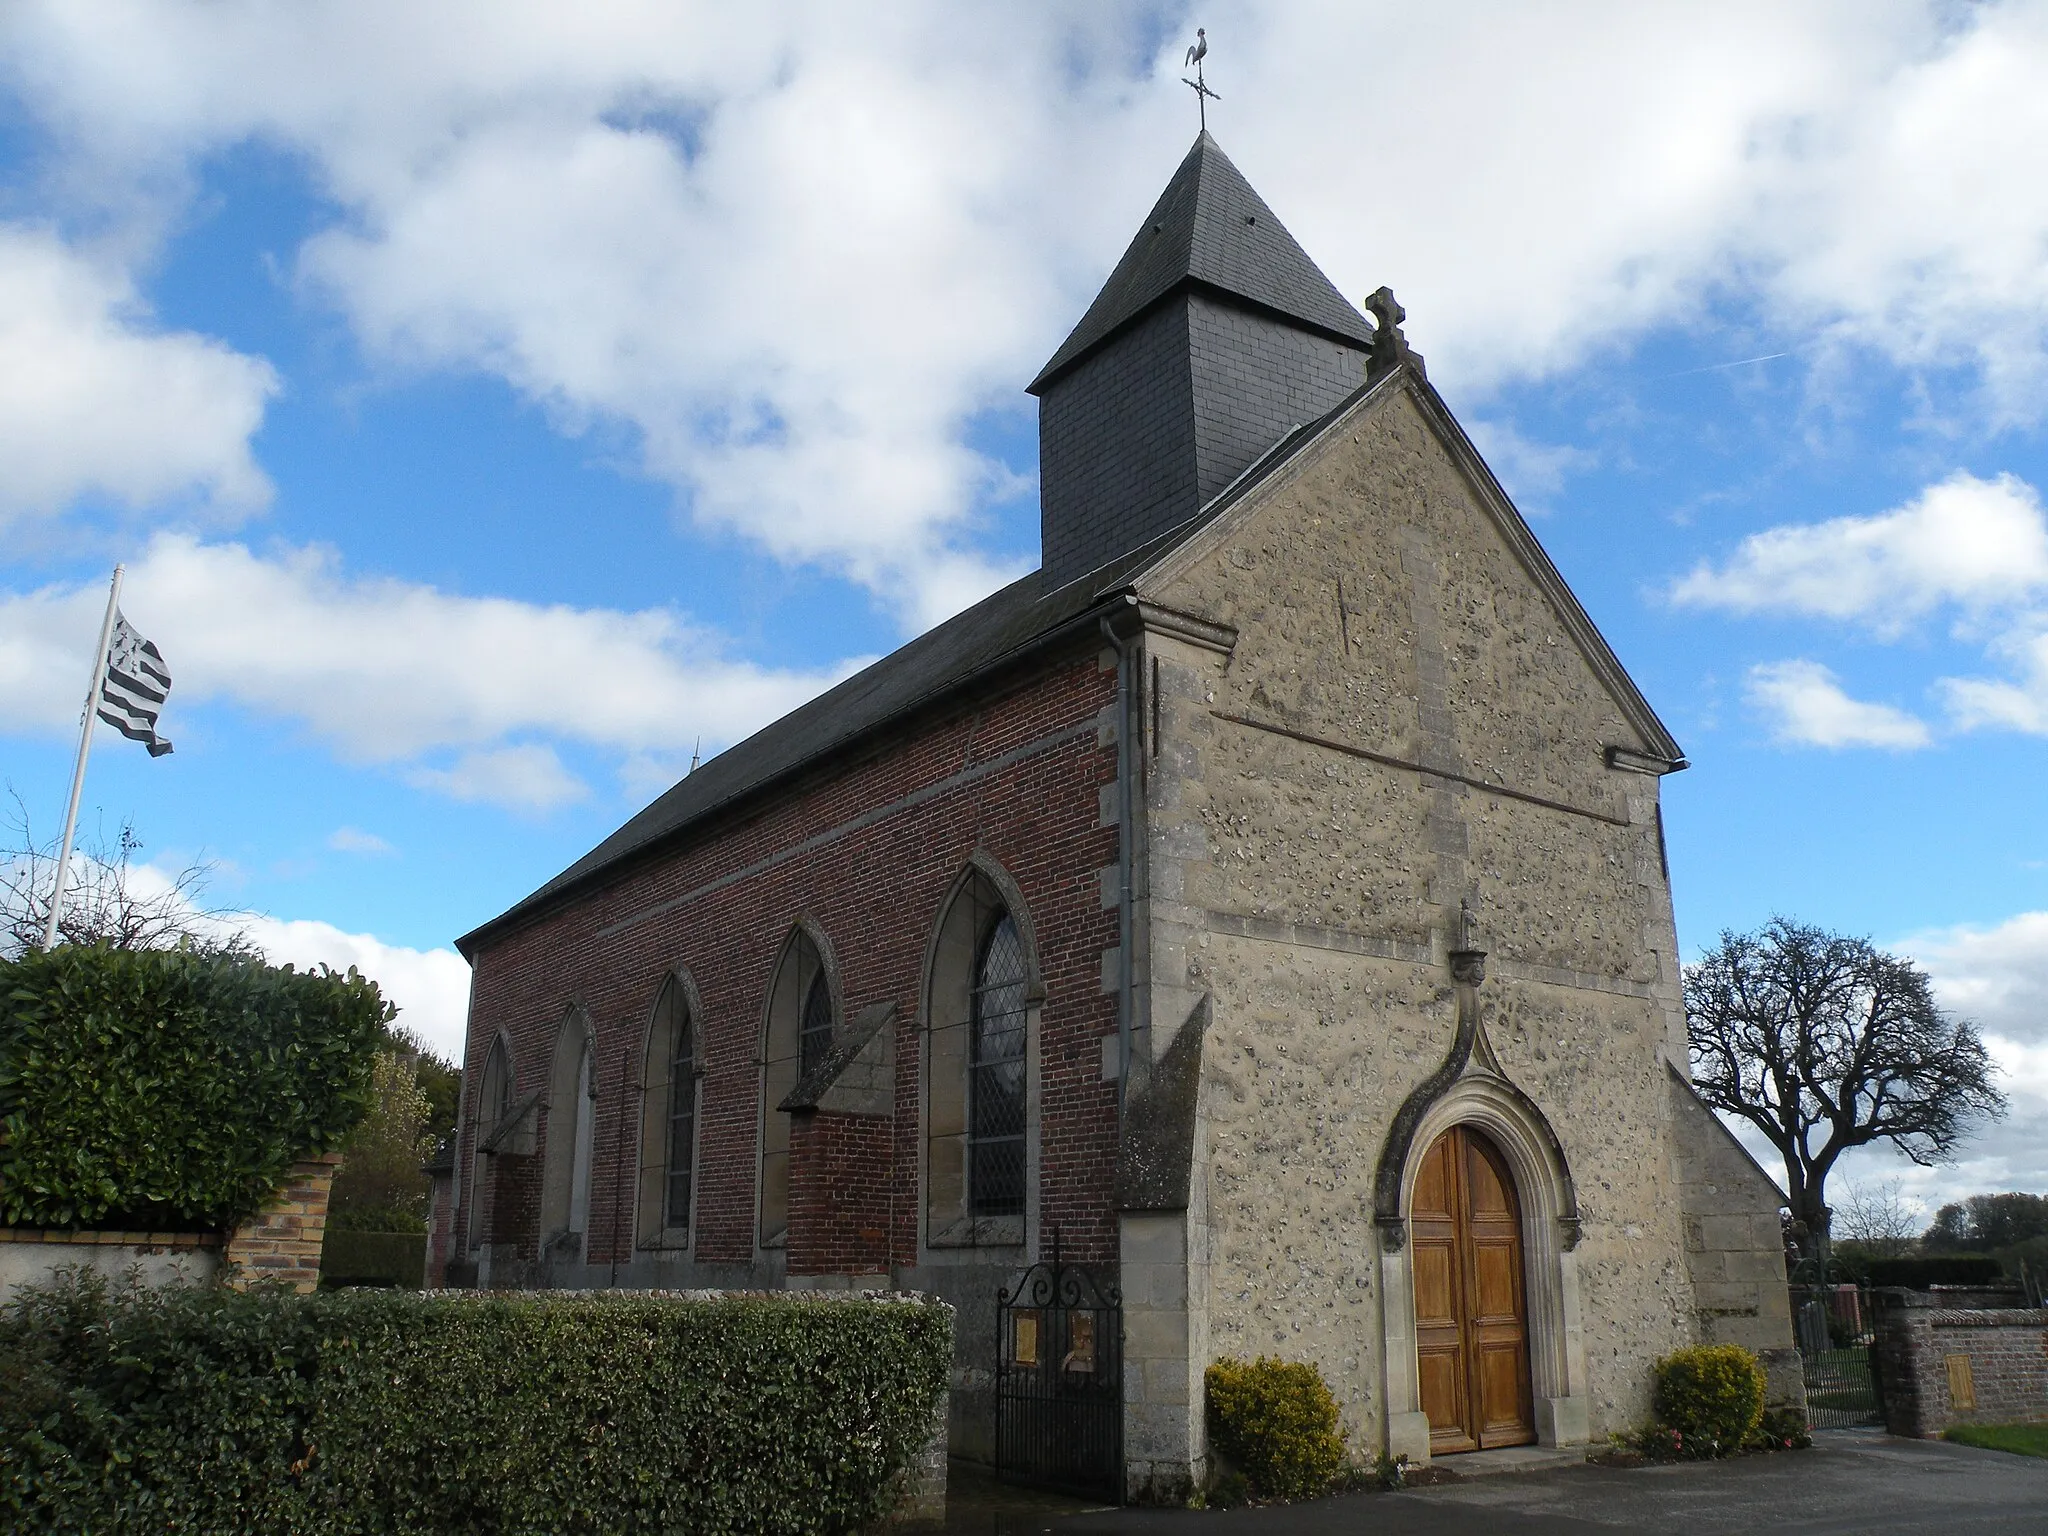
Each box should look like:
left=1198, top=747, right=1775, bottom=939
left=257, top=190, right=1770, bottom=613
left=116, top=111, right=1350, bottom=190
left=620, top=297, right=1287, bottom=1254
left=1, top=1271, right=952, bottom=1535
left=0, top=945, right=388, bottom=1229
left=1747, top=1404, right=1812, bottom=1452
left=1205, top=1355, right=1347, bottom=1501
left=1864, top=1255, right=2006, bottom=1289
left=1649, top=1344, right=1766, bottom=1458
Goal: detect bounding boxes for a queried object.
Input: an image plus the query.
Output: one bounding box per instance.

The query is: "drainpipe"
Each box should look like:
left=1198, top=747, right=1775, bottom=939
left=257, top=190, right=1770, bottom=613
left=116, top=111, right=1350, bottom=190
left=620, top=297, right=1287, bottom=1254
left=1100, top=604, right=1138, bottom=1115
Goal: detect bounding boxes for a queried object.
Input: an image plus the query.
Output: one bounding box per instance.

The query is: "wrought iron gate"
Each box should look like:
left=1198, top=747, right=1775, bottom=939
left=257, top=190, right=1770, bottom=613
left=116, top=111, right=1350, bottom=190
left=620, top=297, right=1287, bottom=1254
left=995, top=1232, right=1123, bottom=1499
left=1790, top=1284, right=1884, bottom=1428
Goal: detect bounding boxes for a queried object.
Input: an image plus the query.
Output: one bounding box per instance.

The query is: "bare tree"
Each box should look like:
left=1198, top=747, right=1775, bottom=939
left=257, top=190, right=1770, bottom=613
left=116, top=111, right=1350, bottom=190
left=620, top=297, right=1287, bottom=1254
left=1686, top=917, right=2006, bottom=1270
left=1, top=789, right=251, bottom=959
left=1832, top=1177, right=1921, bottom=1258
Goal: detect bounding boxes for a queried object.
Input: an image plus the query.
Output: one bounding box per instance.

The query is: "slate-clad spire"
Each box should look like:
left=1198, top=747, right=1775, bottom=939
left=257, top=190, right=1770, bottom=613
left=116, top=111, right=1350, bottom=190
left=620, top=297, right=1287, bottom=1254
left=1031, top=134, right=1377, bottom=585
left=1032, top=133, right=1373, bottom=392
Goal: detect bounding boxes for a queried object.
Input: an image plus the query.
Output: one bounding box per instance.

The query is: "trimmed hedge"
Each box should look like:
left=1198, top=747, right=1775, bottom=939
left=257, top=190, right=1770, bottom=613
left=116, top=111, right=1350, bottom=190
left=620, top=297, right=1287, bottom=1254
left=319, top=1229, right=426, bottom=1288
left=1865, top=1255, right=2007, bottom=1289
left=1204, top=1355, right=1347, bottom=1501
left=0, top=945, right=389, bottom=1229
left=1, top=1273, right=952, bottom=1534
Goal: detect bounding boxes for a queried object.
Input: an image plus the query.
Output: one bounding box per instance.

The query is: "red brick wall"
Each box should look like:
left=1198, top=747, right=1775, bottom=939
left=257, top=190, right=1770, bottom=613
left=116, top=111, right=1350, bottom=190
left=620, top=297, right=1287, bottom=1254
left=454, top=643, right=1123, bottom=1274
left=1875, top=1296, right=2048, bottom=1437
left=789, top=1111, right=893, bottom=1275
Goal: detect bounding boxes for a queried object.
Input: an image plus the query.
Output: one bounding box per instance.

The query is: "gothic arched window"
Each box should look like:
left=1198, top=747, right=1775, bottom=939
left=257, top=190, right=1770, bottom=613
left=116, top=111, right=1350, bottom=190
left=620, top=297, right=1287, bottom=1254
left=759, top=929, right=833, bottom=1247
left=925, top=864, right=1037, bottom=1248
left=638, top=975, right=699, bottom=1246
left=466, top=1036, right=513, bottom=1253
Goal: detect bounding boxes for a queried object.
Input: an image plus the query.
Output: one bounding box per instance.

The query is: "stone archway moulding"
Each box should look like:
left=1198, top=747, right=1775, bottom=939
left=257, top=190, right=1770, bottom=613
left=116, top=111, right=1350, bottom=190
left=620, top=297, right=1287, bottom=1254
left=1373, top=941, right=1591, bottom=1461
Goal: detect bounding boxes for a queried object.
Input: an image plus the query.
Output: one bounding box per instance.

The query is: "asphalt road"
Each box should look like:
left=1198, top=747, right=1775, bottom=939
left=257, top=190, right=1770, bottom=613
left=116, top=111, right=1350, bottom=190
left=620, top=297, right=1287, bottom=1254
left=923, top=1431, right=2048, bottom=1536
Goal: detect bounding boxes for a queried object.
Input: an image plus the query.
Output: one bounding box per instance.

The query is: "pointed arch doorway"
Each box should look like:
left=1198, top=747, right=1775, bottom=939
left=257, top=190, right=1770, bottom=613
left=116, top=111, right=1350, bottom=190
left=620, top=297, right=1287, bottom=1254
left=1411, top=1124, right=1535, bottom=1452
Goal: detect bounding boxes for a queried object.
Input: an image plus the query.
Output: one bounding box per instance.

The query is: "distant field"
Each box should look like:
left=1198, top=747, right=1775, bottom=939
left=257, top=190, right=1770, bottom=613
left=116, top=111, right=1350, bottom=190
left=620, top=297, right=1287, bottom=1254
left=1943, top=1424, right=2048, bottom=1459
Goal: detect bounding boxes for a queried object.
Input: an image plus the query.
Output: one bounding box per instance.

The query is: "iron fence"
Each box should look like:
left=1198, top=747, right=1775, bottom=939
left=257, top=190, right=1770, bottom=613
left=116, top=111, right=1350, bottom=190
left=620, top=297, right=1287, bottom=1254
left=995, top=1231, right=1123, bottom=1500
left=1789, top=1283, right=1883, bottom=1429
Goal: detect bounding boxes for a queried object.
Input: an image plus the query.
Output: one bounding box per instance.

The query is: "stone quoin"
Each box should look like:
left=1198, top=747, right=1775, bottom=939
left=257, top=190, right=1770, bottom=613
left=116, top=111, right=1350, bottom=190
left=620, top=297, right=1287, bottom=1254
left=439, top=131, right=1794, bottom=1499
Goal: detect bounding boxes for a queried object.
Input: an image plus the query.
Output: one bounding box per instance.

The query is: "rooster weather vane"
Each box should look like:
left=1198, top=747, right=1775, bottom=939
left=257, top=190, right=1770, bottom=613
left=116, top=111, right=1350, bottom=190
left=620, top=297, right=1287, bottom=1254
left=1182, top=28, right=1219, bottom=132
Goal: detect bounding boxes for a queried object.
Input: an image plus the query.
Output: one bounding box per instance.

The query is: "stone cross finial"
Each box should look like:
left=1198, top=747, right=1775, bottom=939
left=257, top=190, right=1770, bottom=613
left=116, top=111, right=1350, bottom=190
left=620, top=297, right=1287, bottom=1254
left=1365, top=285, right=1424, bottom=382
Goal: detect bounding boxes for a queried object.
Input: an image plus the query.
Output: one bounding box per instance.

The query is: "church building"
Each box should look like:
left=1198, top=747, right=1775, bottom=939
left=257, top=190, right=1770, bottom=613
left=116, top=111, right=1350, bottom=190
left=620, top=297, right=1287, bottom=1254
left=440, top=132, right=1794, bottom=1498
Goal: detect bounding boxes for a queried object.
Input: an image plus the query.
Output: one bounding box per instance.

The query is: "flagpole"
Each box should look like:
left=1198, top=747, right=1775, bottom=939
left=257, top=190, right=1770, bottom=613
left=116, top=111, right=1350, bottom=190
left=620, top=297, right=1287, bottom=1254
left=43, top=565, right=123, bottom=952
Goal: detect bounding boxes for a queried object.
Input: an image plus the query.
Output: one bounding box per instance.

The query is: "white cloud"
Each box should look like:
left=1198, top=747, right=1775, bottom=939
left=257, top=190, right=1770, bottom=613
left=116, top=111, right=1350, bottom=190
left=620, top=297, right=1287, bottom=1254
left=1878, top=911, right=2048, bottom=1207
left=1907, top=910, right=2048, bottom=1046
left=0, top=533, right=862, bottom=810
left=12, top=4, right=2048, bottom=616
left=1671, top=472, right=2048, bottom=628
left=1463, top=420, right=1595, bottom=510
left=242, top=913, right=472, bottom=1061
left=404, top=745, right=587, bottom=814
left=1744, top=659, right=1931, bottom=749
left=326, top=826, right=392, bottom=855
left=0, top=224, right=277, bottom=524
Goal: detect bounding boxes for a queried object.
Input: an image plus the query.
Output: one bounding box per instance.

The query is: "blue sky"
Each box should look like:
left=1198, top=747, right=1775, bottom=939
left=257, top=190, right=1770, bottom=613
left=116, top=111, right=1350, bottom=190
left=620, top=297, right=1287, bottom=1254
left=4, top=2, right=2047, bottom=1221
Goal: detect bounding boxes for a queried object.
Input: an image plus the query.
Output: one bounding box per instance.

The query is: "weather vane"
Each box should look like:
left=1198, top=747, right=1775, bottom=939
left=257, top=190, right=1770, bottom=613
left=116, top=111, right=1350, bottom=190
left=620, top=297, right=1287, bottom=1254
left=1182, top=28, right=1219, bottom=132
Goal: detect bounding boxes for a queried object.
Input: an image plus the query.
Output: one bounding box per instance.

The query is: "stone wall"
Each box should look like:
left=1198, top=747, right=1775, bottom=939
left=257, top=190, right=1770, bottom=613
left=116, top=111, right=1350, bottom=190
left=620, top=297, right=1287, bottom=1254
left=1667, top=1068, right=1801, bottom=1406
left=1874, top=1293, right=2048, bottom=1438
left=0, top=1228, right=222, bottom=1306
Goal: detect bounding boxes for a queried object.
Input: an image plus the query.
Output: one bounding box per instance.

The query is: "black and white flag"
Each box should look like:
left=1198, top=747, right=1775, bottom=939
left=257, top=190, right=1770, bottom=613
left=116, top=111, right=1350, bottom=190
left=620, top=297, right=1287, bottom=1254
left=97, top=613, right=174, bottom=757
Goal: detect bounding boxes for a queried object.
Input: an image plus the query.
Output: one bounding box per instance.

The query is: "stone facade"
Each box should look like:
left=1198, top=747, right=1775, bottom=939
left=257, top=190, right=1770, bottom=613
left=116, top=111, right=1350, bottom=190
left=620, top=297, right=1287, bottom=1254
left=1874, top=1294, right=2048, bottom=1437
left=1101, top=377, right=1715, bottom=1488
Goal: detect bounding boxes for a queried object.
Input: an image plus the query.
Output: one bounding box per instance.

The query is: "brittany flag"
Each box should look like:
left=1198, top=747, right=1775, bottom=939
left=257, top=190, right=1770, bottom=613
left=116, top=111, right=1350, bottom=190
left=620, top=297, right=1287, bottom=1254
left=97, top=612, right=174, bottom=757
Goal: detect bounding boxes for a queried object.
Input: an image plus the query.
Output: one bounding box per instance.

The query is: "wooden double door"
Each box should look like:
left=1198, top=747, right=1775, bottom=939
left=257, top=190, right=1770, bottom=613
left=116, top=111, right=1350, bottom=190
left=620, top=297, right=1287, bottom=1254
left=1411, top=1124, right=1535, bottom=1453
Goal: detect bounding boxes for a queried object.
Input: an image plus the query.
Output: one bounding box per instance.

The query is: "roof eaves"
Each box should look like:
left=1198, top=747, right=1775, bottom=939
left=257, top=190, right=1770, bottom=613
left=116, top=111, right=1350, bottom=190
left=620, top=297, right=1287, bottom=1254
left=454, top=582, right=1137, bottom=960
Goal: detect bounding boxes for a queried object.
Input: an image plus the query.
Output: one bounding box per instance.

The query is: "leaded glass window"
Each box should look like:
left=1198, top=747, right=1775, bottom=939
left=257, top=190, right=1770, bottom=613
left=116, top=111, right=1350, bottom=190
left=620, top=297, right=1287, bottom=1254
left=969, top=914, right=1028, bottom=1217
left=799, top=969, right=834, bottom=1077
left=666, top=1003, right=696, bottom=1229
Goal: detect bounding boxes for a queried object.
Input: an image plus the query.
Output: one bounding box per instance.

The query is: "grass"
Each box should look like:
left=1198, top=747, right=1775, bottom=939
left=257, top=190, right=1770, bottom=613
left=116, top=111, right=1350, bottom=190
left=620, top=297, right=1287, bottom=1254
left=1943, top=1424, right=2048, bottom=1459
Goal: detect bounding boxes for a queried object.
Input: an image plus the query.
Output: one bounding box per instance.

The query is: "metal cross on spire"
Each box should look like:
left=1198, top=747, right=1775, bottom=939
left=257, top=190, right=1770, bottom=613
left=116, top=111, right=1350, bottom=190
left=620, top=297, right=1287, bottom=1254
left=1182, top=28, right=1220, bottom=132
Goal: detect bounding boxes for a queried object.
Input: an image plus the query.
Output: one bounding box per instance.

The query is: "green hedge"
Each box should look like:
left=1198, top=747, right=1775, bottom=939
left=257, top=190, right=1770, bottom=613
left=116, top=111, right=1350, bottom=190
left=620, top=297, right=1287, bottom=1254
left=1, top=1273, right=951, bottom=1535
left=1865, top=1255, right=2007, bottom=1289
left=319, top=1229, right=426, bottom=1288
left=0, top=945, right=388, bottom=1228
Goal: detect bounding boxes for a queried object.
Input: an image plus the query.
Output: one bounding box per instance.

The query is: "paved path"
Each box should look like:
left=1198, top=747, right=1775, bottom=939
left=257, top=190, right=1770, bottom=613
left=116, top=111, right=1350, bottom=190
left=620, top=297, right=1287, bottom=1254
left=925, top=1432, right=2048, bottom=1535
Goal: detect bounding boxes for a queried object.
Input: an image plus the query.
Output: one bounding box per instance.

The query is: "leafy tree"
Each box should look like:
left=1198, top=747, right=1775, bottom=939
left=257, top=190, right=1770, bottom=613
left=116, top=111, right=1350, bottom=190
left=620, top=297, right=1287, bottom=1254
left=328, top=1049, right=438, bottom=1232
left=1924, top=1191, right=2048, bottom=1252
left=1686, top=917, right=2006, bottom=1268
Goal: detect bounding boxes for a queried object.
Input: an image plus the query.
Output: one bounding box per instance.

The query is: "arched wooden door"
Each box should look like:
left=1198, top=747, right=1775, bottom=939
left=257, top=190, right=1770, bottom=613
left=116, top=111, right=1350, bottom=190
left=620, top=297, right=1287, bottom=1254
left=1411, top=1125, right=1534, bottom=1452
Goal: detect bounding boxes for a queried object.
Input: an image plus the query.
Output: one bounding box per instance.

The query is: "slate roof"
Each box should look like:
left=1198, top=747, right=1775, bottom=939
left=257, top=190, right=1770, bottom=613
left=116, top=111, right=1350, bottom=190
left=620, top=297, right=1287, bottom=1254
left=1028, top=132, right=1376, bottom=393
left=454, top=406, right=1338, bottom=958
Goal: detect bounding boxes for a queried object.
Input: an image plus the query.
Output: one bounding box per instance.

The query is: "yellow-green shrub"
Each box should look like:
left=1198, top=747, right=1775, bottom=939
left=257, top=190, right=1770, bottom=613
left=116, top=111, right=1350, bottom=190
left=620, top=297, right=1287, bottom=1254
left=1204, top=1355, right=1346, bottom=1501
left=1651, top=1344, right=1766, bottom=1457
